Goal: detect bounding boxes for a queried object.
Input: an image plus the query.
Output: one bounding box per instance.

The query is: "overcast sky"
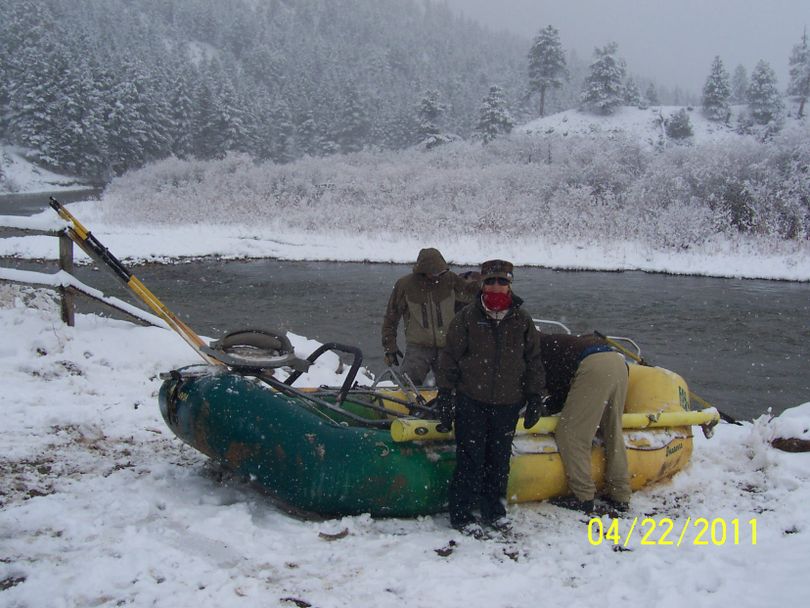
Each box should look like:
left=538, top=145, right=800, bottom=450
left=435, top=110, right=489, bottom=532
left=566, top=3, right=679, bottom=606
left=441, top=0, right=809, bottom=94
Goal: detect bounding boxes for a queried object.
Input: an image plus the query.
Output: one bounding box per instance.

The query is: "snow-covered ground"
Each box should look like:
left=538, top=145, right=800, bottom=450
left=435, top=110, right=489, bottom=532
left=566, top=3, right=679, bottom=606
left=1, top=283, right=809, bottom=606
left=2, top=199, right=808, bottom=282
left=519, top=105, right=748, bottom=148
left=0, top=145, right=91, bottom=194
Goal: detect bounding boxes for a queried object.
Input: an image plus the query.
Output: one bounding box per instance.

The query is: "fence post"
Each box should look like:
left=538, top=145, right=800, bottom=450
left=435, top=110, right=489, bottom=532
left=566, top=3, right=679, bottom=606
left=58, top=232, right=75, bottom=326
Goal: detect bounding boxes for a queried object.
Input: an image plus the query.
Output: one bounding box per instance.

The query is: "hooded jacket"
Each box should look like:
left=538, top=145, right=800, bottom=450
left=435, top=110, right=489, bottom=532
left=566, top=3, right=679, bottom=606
left=437, top=293, right=546, bottom=405
left=382, top=248, right=478, bottom=352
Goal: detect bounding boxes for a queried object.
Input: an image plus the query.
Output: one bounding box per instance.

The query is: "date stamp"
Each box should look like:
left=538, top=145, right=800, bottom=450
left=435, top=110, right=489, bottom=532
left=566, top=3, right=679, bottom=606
left=588, top=517, right=758, bottom=547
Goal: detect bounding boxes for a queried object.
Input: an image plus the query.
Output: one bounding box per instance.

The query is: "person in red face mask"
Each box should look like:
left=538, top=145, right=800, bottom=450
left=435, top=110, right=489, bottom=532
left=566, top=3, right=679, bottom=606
left=436, top=259, right=547, bottom=536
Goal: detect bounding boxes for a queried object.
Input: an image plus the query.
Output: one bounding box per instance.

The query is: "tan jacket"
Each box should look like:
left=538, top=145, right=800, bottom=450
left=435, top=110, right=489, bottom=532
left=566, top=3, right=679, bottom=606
left=382, top=248, right=477, bottom=352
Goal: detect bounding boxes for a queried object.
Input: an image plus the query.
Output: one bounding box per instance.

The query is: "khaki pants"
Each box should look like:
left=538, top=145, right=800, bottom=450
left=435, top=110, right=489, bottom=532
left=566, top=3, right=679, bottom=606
left=555, top=351, right=631, bottom=503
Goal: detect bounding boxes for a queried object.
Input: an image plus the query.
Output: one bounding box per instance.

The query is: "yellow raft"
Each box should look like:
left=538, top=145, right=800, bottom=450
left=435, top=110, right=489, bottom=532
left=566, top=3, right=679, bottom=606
left=382, top=364, right=718, bottom=504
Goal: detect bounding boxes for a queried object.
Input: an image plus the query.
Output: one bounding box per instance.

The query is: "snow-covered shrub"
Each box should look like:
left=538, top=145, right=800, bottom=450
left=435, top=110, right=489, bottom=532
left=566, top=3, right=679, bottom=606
left=665, top=109, right=694, bottom=140
left=100, top=122, right=810, bottom=253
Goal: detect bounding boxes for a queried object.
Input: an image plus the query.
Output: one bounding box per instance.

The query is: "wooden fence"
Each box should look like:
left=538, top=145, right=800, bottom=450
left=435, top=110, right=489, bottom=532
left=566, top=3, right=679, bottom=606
left=0, top=216, right=162, bottom=328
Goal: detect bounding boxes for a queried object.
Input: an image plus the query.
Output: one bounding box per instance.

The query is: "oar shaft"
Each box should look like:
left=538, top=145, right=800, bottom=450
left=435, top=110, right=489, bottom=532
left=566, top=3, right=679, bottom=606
left=50, top=198, right=220, bottom=365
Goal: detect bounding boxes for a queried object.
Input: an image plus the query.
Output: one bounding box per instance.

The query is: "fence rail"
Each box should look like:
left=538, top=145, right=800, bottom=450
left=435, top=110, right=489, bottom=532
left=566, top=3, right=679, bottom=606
left=0, top=214, right=162, bottom=328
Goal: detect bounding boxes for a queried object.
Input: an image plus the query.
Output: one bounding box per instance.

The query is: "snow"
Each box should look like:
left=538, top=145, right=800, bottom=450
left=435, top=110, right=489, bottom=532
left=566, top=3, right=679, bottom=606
left=2, top=107, right=809, bottom=282
left=0, top=145, right=92, bottom=194
left=520, top=105, right=748, bottom=148
left=1, top=197, right=808, bottom=282
left=1, top=282, right=809, bottom=606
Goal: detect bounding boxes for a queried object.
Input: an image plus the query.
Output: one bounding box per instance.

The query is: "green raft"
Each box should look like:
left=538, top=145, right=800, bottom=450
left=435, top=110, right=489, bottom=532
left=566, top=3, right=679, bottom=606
left=160, top=367, right=455, bottom=517
left=159, top=340, right=719, bottom=518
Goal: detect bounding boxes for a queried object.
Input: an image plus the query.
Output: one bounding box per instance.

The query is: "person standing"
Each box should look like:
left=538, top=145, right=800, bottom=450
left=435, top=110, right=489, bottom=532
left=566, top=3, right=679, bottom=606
left=436, top=259, right=546, bottom=535
left=531, top=332, right=631, bottom=513
left=381, top=247, right=478, bottom=385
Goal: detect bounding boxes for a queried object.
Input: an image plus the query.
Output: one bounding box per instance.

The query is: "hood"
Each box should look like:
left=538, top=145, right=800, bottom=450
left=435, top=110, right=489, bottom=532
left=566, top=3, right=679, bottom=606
left=413, top=248, right=449, bottom=275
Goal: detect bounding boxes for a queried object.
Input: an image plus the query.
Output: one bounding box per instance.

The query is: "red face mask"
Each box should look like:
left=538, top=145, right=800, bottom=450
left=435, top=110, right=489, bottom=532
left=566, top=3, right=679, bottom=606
left=482, top=291, right=512, bottom=312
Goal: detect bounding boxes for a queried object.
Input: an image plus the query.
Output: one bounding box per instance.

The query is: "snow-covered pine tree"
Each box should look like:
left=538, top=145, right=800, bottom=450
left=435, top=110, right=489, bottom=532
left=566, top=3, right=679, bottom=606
left=788, top=29, right=810, bottom=118
left=333, top=85, right=370, bottom=154
left=747, top=60, right=784, bottom=126
left=416, top=89, right=445, bottom=146
left=645, top=82, right=659, bottom=106
left=268, top=97, right=296, bottom=162
left=624, top=77, right=641, bottom=106
left=476, top=85, right=514, bottom=144
left=580, top=42, right=626, bottom=115
left=665, top=108, right=693, bottom=140
left=167, top=63, right=197, bottom=159
left=527, top=25, right=567, bottom=117
left=295, top=109, right=322, bottom=158
left=731, top=65, right=749, bottom=104
left=702, top=56, right=731, bottom=121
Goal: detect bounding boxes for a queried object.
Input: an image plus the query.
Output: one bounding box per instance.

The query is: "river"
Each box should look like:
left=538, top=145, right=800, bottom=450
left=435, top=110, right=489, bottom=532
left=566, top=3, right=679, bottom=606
left=0, top=189, right=103, bottom=216
left=2, top=193, right=808, bottom=421
left=56, top=258, right=809, bottom=422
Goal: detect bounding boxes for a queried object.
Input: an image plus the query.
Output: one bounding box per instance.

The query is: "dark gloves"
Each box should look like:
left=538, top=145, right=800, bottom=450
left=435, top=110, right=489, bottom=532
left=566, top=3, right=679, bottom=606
left=523, top=395, right=550, bottom=429
left=434, top=389, right=455, bottom=433
left=384, top=349, right=403, bottom=367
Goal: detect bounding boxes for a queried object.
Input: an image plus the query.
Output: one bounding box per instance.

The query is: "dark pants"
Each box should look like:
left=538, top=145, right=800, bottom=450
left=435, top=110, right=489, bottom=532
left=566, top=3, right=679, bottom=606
left=448, top=394, right=522, bottom=527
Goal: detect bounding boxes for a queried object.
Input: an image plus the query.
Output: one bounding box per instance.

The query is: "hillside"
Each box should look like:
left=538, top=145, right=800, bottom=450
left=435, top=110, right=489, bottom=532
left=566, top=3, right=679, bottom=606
left=0, top=0, right=529, bottom=179
left=519, top=105, right=796, bottom=149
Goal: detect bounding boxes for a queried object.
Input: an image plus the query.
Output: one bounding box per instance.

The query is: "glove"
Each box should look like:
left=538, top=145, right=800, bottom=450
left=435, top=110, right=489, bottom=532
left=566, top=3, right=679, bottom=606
left=434, top=389, right=455, bottom=433
left=523, top=395, right=550, bottom=429
left=384, top=349, right=403, bottom=367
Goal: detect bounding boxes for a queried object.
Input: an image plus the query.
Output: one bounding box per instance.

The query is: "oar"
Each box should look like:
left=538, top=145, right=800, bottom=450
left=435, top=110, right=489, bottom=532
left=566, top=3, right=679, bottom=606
left=49, top=197, right=223, bottom=366
left=594, top=330, right=740, bottom=425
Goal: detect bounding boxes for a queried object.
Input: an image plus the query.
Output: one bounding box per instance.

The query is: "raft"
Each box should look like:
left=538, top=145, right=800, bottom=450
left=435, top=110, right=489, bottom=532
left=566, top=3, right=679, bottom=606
left=159, top=350, right=719, bottom=518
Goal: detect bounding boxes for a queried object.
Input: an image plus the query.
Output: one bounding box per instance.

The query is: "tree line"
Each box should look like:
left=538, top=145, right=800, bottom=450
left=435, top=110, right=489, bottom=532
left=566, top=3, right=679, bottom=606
left=2, top=0, right=806, bottom=182
left=525, top=25, right=810, bottom=141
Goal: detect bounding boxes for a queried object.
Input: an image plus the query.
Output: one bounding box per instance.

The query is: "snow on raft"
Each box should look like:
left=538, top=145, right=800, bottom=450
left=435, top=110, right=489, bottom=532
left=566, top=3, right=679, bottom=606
left=1, top=283, right=808, bottom=607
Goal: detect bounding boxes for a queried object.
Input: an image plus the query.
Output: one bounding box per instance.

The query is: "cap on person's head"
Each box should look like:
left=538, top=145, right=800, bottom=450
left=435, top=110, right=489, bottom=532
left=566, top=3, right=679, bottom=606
left=480, top=259, right=514, bottom=282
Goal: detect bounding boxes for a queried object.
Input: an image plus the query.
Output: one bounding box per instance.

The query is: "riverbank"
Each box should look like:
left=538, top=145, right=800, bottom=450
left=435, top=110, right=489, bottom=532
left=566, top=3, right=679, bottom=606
left=1, top=200, right=808, bottom=282
left=1, top=283, right=809, bottom=606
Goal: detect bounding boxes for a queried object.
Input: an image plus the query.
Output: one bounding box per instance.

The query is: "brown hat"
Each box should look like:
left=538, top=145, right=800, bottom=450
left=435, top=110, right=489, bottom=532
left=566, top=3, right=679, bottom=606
left=480, top=259, right=514, bottom=281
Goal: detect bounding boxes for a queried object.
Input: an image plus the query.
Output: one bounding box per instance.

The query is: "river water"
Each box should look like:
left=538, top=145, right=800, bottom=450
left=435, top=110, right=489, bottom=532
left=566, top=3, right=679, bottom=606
left=2, top=193, right=808, bottom=421
left=55, top=258, right=808, bottom=422
left=0, top=189, right=102, bottom=216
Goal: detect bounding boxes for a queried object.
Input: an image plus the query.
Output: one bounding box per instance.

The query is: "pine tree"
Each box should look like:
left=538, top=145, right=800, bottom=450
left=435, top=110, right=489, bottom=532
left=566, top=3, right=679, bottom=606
left=527, top=25, right=567, bottom=117
left=624, top=77, right=641, bottom=106
left=295, top=109, right=322, bottom=157
left=580, top=42, right=626, bottom=115
left=702, top=56, right=731, bottom=121
left=645, top=82, right=659, bottom=106
left=665, top=108, right=693, bottom=140
left=333, top=85, right=369, bottom=153
left=476, top=85, right=514, bottom=144
left=747, top=60, right=784, bottom=125
left=268, top=97, right=296, bottom=162
left=788, top=29, right=810, bottom=118
left=731, top=65, right=749, bottom=104
left=416, top=89, right=445, bottom=143
left=167, top=64, right=197, bottom=158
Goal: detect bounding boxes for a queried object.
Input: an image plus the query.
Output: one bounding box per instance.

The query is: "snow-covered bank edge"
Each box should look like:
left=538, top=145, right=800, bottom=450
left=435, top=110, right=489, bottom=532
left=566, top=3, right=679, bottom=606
left=1, top=201, right=808, bottom=282
left=0, top=144, right=94, bottom=194
left=2, top=283, right=810, bottom=606
left=0, top=201, right=810, bottom=282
